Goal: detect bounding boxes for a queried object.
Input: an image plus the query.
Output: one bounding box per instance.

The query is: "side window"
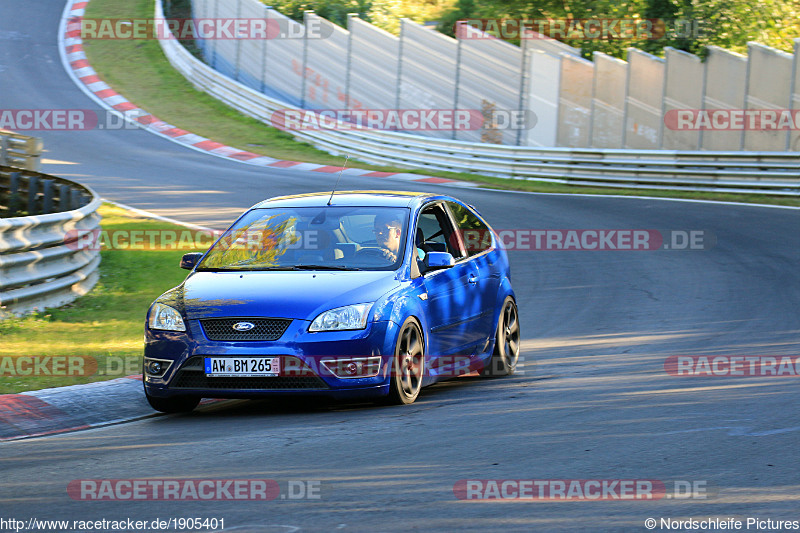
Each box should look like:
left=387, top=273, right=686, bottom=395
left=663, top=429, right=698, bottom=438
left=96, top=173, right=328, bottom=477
left=446, top=202, right=493, bottom=257
left=416, top=203, right=465, bottom=261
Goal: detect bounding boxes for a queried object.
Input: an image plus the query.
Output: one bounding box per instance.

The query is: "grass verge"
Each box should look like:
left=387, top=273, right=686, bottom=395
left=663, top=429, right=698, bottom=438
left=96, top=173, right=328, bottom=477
left=80, top=0, right=800, bottom=207
left=0, top=204, right=200, bottom=394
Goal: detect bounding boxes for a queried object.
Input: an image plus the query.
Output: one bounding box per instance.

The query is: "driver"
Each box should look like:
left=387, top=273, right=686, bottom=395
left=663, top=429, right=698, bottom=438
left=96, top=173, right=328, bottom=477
left=372, top=212, right=403, bottom=263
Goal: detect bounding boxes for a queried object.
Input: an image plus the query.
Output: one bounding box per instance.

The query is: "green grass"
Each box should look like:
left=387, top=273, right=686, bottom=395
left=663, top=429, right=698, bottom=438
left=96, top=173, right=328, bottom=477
left=79, top=0, right=800, bottom=207
left=0, top=204, right=201, bottom=394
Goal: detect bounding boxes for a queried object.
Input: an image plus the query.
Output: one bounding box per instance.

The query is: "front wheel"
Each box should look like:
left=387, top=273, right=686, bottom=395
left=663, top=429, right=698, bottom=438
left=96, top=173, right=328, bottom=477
left=481, top=297, right=520, bottom=377
left=384, top=318, right=425, bottom=405
left=145, top=388, right=200, bottom=413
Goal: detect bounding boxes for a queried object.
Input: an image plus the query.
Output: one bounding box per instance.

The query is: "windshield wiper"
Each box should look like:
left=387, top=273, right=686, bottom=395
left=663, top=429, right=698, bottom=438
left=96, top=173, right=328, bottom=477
left=195, top=267, right=238, bottom=272
left=292, top=264, right=362, bottom=271
left=196, top=266, right=295, bottom=272
left=249, top=266, right=306, bottom=271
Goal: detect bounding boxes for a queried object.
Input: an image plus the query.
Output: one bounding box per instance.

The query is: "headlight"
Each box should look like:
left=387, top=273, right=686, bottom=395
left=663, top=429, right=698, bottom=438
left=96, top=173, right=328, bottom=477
left=309, top=303, right=372, bottom=332
left=148, top=303, right=186, bottom=332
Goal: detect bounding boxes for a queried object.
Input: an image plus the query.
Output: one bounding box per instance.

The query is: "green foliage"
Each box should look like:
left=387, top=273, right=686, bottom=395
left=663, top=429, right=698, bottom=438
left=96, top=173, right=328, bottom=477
left=260, top=0, right=372, bottom=28
left=433, top=0, right=800, bottom=60
left=260, top=0, right=455, bottom=34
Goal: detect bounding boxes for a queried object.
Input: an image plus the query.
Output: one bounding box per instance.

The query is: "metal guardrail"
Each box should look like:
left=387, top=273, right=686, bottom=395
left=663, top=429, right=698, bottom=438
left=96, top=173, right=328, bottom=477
left=155, top=0, right=800, bottom=195
left=0, top=166, right=101, bottom=316
left=0, top=131, right=43, bottom=172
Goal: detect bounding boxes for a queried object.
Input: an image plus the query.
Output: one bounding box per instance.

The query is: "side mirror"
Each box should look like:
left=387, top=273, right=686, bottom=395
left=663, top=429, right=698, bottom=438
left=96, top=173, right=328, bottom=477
left=180, top=252, right=203, bottom=270
left=423, top=251, right=455, bottom=272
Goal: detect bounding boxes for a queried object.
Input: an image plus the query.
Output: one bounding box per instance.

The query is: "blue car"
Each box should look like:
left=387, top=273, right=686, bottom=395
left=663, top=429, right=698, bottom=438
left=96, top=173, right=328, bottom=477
left=143, top=191, right=519, bottom=412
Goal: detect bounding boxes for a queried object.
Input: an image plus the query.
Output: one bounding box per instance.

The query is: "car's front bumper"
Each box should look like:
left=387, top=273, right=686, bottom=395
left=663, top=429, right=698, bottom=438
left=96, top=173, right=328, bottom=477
left=143, top=318, right=399, bottom=400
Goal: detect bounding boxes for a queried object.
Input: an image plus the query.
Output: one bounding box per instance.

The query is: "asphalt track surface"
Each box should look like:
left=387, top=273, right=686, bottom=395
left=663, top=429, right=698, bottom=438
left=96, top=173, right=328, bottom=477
left=2, top=1, right=800, bottom=531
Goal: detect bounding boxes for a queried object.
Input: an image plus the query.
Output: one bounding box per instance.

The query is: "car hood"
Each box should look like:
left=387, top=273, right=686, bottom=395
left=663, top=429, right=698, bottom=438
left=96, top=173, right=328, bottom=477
left=178, top=271, right=401, bottom=320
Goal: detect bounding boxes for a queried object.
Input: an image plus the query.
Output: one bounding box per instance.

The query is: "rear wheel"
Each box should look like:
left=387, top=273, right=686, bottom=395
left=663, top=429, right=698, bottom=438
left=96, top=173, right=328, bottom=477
left=385, top=318, right=425, bottom=405
left=481, top=297, right=520, bottom=377
left=145, top=387, right=200, bottom=413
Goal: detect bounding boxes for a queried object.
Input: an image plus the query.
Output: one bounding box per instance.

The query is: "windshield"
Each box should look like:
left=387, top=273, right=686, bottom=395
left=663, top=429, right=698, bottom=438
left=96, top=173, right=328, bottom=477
left=196, top=206, right=410, bottom=272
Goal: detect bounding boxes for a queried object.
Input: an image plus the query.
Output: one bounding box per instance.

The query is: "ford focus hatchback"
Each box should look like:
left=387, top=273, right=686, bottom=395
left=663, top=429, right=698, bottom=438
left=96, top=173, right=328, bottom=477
left=143, top=191, right=519, bottom=412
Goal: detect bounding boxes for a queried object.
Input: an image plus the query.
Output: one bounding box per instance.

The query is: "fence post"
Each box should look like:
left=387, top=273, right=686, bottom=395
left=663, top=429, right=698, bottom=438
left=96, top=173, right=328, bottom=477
left=741, top=44, right=752, bottom=151
left=260, top=5, right=270, bottom=93
left=395, top=19, right=405, bottom=112
left=300, top=11, right=311, bottom=108
left=234, top=0, right=242, bottom=81
left=786, top=39, right=799, bottom=151
left=211, top=0, right=220, bottom=69
left=621, top=48, right=632, bottom=148
left=345, top=14, right=355, bottom=110
left=588, top=52, right=597, bottom=148
left=515, top=38, right=529, bottom=146
left=452, top=22, right=464, bottom=140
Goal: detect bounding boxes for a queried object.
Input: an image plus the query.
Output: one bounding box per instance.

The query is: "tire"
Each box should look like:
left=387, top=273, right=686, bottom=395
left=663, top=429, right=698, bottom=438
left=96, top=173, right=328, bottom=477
left=384, top=318, right=425, bottom=405
left=145, top=388, right=200, bottom=413
left=481, top=297, right=520, bottom=377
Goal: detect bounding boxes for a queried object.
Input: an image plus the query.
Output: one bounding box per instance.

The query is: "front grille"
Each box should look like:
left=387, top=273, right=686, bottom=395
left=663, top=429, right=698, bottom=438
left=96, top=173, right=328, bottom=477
left=171, top=356, right=329, bottom=390
left=200, top=318, right=291, bottom=341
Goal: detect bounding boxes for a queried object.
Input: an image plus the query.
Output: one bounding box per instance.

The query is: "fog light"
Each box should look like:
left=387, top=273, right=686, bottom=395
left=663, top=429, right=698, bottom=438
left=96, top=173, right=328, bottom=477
left=322, top=357, right=381, bottom=379
left=144, top=358, right=172, bottom=377
left=345, top=362, right=363, bottom=375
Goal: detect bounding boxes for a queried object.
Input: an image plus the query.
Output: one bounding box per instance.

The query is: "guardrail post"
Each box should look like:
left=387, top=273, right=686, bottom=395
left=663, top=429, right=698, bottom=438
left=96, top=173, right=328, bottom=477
left=42, top=179, right=55, bottom=214
left=59, top=184, right=71, bottom=211
left=27, top=175, right=39, bottom=215
left=71, top=189, right=82, bottom=210
left=25, top=137, right=42, bottom=172
left=0, top=136, right=8, bottom=166
left=7, top=172, right=20, bottom=217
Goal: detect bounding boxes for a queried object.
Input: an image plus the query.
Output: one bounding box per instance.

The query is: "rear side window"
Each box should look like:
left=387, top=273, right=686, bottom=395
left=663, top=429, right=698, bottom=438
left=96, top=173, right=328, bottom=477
left=447, top=202, right=493, bottom=257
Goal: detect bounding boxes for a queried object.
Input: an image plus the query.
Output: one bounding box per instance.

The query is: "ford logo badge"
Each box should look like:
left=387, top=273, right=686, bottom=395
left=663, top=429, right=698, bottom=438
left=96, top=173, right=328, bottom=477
left=232, top=321, right=255, bottom=332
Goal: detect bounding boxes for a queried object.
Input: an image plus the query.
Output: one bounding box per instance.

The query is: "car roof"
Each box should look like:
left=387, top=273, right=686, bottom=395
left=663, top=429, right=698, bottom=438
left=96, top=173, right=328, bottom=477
left=250, top=190, right=450, bottom=209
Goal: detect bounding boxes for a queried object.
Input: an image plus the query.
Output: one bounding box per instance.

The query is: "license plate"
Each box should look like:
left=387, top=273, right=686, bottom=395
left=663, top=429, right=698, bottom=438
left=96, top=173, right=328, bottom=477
left=205, top=357, right=280, bottom=377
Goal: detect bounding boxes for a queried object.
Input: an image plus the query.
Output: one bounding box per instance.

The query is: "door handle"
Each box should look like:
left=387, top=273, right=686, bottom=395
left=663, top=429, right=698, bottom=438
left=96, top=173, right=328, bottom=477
left=468, top=273, right=478, bottom=285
